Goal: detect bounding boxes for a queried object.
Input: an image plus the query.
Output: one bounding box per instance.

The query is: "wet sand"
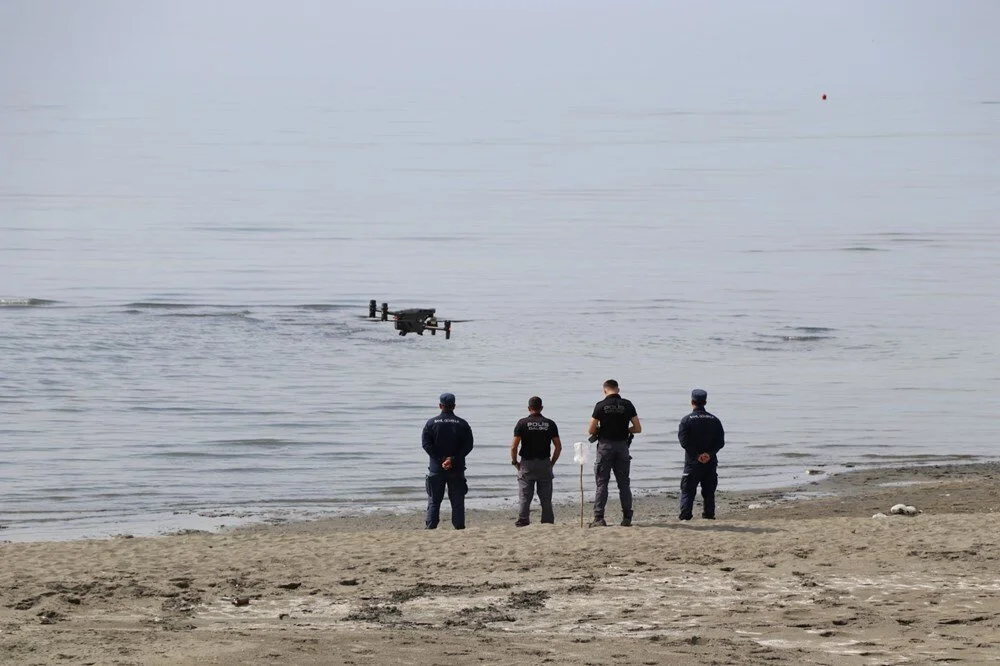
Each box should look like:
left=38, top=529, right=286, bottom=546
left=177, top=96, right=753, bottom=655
left=2, top=462, right=999, bottom=665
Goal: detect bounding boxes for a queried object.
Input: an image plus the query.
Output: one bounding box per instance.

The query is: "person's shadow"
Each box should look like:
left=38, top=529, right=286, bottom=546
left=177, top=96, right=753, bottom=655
left=637, top=522, right=780, bottom=534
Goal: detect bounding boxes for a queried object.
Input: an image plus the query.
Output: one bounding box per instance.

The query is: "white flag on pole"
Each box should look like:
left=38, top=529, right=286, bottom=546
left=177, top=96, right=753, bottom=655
left=573, top=441, right=589, bottom=465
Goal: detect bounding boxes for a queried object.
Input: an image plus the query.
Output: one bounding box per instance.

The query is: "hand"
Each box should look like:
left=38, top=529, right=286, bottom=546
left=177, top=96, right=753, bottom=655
left=512, top=461, right=520, bottom=470
left=697, top=452, right=711, bottom=464
left=442, top=457, right=454, bottom=471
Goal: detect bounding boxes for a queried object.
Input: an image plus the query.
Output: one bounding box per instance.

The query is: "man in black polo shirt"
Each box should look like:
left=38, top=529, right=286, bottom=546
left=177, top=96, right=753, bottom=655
left=510, top=396, right=562, bottom=527
left=677, top=388, right=725, bottom=521
left=587, top=379, right=642, bottom=527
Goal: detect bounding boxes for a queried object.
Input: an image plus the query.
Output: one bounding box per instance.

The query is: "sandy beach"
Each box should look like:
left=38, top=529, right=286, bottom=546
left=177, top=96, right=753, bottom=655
left=2, top=462, right=999, bottom=665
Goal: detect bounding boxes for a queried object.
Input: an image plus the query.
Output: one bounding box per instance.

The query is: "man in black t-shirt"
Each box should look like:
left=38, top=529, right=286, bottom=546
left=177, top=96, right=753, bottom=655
left=510, top=396, right=562, bottom=526
left=587, top=379, right=642, bottom=527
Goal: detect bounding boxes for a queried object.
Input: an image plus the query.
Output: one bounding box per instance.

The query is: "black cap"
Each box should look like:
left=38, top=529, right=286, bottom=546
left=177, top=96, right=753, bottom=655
left=439, top=392, right=456, bottom=407
left=691, top=389, right=708, bottom=403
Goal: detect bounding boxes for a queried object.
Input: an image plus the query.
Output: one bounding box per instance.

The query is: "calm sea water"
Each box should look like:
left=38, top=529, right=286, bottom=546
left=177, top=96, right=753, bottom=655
left=2, top=3, right=999, bottom=540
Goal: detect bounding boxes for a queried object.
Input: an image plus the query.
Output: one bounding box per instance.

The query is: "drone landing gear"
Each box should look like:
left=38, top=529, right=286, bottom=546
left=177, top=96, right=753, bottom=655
left=367, top=300, right=391, bottom=322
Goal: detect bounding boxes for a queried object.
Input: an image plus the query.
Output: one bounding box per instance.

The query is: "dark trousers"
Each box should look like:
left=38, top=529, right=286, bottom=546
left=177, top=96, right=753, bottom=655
left=593, top=440, right=632, bottom=520
left=679, top=460, right=718, bottom=519
left=425, top=471, right=467, bottom=529
left=517, top=459, right=554, bottom=524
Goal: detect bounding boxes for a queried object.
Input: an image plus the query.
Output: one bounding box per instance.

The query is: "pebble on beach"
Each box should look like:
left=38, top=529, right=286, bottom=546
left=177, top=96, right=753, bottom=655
left=889, top=504, right=920, bottom=516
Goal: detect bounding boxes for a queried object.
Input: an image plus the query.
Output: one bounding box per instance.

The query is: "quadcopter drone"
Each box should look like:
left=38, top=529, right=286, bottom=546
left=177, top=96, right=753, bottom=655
left=367, top=300, right=468, bottom=339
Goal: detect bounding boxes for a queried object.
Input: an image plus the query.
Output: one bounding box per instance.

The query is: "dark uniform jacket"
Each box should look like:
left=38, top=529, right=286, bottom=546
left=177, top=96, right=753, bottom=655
left=678, top=407, right=725, bottom=463
left=422, top=410, right=474, bottom=473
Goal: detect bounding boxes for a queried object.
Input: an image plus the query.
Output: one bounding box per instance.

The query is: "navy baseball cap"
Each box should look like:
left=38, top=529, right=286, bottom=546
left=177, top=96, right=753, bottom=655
left=691, top=389, right=708, bottom=402
left=439, top=392, right=456, bottom=407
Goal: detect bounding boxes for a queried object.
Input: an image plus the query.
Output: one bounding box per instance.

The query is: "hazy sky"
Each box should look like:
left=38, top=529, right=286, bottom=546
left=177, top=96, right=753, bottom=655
left=2, top=1, right=998, bottom=105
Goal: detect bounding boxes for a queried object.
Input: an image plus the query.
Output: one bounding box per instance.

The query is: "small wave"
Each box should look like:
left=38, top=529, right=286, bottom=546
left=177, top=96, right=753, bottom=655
left=291, top=304, right=355, bottom=311
left=308, top=452, right=376, bottom=460
left=131, top=406, right=201, bottom=413
left=208, top=438, right=303, bottom=448
left=165, top=310, right=253, bottom=318
left=869, top=233, right=939, bottom=243
left=856, top=453, right=977, bottom=461
left=377, top=486, right=425, bottom=496
left=790, top=326, right=836, bottom=334
left=0, top=298, right=58, bottom=307
left=86, top=490, right=162, bottom=499
left=124, top=302, right=200, bottom=309
left=205, top=466, right=288, bottom=474
left=840, top=246, right=886, bottom=252
left=191, top=225, right=289, bottom=233
left=756, top=334, right=834, bottom=342
left=146, top=450, right=245, bottom=459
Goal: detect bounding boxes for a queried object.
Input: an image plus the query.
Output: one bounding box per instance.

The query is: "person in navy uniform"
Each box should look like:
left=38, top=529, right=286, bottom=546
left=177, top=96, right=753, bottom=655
left=422, top=392, right=474, bottom=529
left=587, top=379, right=642, bottom=527
left=510, top=396, right=563, bottom=527
left=677, top=388, right=725, bottom=521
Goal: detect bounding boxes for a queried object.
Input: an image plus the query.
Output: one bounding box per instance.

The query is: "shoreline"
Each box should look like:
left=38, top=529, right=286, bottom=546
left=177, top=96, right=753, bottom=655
left=3, top=461, right=999, bottom=664
left=2, top=458, right=997, bottom=543
left=235, top=458, right=1000, bottom=534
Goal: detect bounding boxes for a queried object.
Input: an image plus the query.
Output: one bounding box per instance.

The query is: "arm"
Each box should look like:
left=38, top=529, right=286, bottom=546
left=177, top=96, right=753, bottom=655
left=626, top=402, right=640, bottom=434
left=422, top=422, right=435, bottom=457
left=550, top=436, right=562, bottom=466
left=510, top=435, right=521, bottom=468
left=461, top=423, right=474, bottom=458
left=713, top=420, right=725, bottom=454
left=678, top=416, right=690, bottom=450
left=588, top=403, right=600, bottom=436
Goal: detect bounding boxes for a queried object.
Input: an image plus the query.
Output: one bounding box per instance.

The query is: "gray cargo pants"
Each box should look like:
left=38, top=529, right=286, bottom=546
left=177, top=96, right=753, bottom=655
left=517, top=458, right=554, bottom=524
left=593, top=440, right=632, bottom=520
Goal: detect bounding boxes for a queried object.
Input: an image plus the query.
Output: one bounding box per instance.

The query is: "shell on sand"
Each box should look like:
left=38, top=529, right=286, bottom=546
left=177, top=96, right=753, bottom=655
left=889, top=504, right=920, bottom=516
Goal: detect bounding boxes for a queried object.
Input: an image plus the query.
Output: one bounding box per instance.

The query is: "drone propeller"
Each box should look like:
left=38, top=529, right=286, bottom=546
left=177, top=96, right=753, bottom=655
left=355, top=313, right=401, bottom=320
